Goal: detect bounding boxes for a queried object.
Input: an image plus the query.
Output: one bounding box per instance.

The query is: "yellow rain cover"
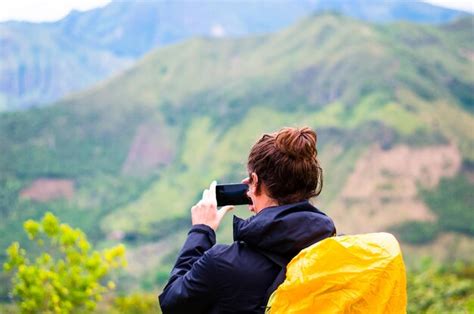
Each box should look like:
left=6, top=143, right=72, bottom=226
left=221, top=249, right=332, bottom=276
left=267, top=232, right=407, bottom=314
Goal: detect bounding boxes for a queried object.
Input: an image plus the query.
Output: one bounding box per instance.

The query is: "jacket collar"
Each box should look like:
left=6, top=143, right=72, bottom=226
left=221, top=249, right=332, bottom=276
left=233, top=200, right=335, bottom=257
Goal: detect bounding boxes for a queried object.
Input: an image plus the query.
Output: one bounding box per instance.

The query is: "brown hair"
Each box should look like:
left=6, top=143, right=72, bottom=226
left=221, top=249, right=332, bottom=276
left=247, top=127, right=323, bottom=205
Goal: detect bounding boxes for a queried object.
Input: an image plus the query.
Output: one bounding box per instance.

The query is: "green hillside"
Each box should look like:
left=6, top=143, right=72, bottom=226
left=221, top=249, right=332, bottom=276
left=1, top=0, right=466, bottom=110
left=1, top=14, right=473, bottom=293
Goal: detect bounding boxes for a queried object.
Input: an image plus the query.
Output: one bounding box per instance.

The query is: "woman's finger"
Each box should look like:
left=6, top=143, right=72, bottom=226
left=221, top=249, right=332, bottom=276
left=202, top=189, right=209, bottom=200
left=209, top=180, right=217, bottom=202
left=217, top=205, right=234, bottom=222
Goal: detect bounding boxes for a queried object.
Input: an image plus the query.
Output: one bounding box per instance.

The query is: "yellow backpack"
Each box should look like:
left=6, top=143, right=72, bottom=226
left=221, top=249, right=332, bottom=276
left=264, top=233, right=407, bottom=314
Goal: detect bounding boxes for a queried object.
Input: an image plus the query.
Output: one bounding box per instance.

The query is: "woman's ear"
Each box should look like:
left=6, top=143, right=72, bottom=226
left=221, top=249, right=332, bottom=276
left=251, top=172, right=259, bottom=194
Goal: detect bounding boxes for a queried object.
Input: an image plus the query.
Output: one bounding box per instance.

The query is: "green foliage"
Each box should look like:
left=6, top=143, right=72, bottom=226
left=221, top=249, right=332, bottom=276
left=390, top=221, right=440, bottom=244
left=423, top=174, right=474, bottom=235
left=0, top=174, right=153, bottom=275
left=111, top=293, right=160, bottom=314
left=0, top=106, right=142, bottom=179
left=0, top=175, right=22, bottom=215
left=0, top=303, right=17, bottom=314
left=391, top=174, right=473, bottom=244
left=407, top=261, right=474, bottom=313
left=3, top=213, right=127, bottom=314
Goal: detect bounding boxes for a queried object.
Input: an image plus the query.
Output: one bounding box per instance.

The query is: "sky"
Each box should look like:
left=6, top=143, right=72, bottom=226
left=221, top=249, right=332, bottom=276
left=0, top=0, right=472, bottom=23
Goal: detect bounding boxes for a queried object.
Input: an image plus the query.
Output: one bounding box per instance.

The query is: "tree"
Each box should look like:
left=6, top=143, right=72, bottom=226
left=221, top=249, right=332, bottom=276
left=3, top=212, right=127, bottom=313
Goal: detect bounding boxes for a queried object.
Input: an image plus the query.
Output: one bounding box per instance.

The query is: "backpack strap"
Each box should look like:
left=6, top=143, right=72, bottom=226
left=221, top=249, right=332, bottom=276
left=252, top=247, right=290, bottom=312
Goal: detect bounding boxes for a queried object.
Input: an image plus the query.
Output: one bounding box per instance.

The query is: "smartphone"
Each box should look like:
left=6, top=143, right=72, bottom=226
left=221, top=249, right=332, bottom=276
left=216, top=183, right=252, bottom=206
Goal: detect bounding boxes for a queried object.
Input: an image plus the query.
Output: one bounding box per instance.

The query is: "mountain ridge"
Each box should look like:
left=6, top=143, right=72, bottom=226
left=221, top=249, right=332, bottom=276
left=0, top=0, right=470, bottom=110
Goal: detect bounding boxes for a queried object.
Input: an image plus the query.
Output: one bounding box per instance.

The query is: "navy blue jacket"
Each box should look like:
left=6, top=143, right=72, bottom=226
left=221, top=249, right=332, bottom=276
left=159, top=200, right=336, bottom=314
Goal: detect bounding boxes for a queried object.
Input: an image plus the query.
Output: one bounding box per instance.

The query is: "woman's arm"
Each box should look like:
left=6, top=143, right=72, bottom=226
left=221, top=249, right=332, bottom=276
left=159, top=224, right=217, bottom=313
left=159, top=181, right=233, bottom=313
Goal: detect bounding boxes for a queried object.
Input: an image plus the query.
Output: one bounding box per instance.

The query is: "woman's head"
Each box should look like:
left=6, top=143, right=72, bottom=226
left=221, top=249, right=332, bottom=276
left=246, top=127, right=322, bottom=210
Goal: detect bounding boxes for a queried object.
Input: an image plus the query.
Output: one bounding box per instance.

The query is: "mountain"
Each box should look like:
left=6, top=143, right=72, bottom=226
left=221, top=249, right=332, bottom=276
left=0, top=0, right=469, bottom=111
left=0, top=13, right=473, bottom=292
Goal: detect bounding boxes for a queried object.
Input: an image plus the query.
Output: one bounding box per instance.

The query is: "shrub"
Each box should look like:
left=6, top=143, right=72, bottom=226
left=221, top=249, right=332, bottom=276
left=3, top=212, right=127, bottom=314
left=407, top=261, right=474, bottom=313
left=112, top=293, right=160, bottom=314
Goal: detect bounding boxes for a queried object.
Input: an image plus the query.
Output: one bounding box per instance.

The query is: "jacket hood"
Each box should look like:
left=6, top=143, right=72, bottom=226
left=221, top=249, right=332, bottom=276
left=233, top=200, right=336, bottom=258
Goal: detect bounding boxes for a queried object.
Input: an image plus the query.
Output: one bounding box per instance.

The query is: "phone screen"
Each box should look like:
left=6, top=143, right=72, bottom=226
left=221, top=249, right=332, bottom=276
left=216, top=183, right=252, bottom=206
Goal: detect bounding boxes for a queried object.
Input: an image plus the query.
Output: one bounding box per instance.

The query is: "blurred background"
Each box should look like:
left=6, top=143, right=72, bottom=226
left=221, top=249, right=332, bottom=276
left=0, top=0, right=473, bottom=312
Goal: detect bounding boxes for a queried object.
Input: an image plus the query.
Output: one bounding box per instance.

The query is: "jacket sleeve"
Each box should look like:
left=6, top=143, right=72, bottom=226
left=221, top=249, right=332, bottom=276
left=159, top=224, right=217, bottom=313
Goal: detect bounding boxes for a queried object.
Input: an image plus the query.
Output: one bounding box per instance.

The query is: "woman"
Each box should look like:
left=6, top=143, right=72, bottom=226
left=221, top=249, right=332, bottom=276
left=159, top=127, right=336, bottom=313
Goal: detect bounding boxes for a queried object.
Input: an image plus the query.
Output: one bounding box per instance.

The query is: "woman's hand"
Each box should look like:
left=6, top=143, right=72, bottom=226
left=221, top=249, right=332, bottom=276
left=191, top=181, right=234, bottom=231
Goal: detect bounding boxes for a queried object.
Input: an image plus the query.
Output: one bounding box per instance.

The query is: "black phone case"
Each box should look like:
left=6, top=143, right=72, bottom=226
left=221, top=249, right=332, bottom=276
left=216, top=183, right=252, bottom=206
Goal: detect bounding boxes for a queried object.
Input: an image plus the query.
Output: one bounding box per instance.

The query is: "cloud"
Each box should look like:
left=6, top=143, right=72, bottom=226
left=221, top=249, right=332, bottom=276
left=211, top=24, right=226, bottom=38
left=422, top=0, right=474, bottom=13
left=1, top=0, right=472, bottom=23
left=0, top=0, right=111, bottom=22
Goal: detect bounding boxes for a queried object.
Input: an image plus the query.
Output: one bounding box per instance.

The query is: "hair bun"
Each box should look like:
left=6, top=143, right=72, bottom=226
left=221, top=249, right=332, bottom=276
left=275, top=127, right=317, bottom=159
